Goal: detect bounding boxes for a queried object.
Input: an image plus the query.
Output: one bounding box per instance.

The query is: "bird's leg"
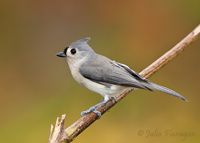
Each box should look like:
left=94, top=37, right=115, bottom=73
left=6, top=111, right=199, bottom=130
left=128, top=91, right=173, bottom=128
left=81, top=100, right=107, bottom=119
left=101, top=97, right=105, bottom=102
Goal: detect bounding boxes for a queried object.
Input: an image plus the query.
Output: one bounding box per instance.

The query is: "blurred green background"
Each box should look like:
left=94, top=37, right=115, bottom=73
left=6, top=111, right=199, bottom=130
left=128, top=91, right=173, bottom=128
left=0, top=0, right=200, bottom=143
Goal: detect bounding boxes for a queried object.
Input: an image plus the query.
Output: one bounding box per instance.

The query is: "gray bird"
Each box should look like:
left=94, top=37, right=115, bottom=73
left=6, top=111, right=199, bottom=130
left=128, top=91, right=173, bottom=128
left=57, top=37, right=188, bottom=118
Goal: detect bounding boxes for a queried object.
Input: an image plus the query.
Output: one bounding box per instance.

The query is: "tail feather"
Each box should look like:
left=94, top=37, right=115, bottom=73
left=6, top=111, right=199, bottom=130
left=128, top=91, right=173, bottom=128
left=142, top=82, right=188, bottom=101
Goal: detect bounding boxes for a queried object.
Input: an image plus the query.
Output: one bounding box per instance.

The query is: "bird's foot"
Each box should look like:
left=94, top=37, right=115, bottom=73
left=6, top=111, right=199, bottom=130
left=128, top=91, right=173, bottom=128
left=81, top=101, right=106, bottom=119
left=81, top=107, right=101, bottom=119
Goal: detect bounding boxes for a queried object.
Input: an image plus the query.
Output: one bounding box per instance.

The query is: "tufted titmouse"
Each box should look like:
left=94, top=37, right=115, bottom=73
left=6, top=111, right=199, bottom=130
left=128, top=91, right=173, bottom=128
left=57, top=37, right=188, bottom=118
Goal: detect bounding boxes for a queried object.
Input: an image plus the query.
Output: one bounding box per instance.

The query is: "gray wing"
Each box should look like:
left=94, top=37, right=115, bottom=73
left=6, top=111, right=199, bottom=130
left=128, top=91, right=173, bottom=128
left=79, top=60, right=152, bottom=91
left=112, top=61, right=147, bottom=81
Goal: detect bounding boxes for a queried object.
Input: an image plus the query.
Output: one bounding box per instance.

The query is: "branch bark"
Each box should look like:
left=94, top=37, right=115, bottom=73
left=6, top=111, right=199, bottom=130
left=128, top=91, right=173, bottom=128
left=50, top=24, right=200, bottom=143
left=49, top=114, right=69, bottom=143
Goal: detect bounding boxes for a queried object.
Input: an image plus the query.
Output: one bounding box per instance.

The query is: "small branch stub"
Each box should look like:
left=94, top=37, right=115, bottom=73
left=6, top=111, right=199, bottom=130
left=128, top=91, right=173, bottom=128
left=49, top=114, right=69, bottom=143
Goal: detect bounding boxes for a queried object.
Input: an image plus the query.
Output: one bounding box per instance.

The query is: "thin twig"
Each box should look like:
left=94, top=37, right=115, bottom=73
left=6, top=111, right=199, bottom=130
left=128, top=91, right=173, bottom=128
left=50, top=24, right=200, bottom=143
left=140, top=24, right=200, bottom=78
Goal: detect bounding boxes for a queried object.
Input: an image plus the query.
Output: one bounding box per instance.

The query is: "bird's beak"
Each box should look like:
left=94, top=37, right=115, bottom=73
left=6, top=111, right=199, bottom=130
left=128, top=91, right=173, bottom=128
left=56, top=52, right=66, bottom=58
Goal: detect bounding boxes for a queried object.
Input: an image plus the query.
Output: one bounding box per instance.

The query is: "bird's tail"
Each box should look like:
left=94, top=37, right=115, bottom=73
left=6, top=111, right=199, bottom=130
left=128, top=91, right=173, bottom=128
left=141, top=81, right=188, bottom=101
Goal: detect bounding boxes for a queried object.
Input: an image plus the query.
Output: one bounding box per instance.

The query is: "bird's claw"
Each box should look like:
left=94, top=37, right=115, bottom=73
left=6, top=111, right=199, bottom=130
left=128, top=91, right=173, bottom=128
left=81, top=107, right=102, bottom=119
left=111, top=96, right=117, bottom=103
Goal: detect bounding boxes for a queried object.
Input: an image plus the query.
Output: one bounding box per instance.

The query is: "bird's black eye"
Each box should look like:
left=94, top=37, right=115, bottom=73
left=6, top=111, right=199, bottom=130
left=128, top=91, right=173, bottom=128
left=71, top=48, right=76, bottom=55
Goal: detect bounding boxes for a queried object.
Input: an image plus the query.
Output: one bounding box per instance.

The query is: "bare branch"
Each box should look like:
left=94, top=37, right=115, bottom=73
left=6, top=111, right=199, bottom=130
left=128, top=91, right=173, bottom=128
left=50, top=24, right=200, bottom=142
left=49, top=114, right=69, bottom=143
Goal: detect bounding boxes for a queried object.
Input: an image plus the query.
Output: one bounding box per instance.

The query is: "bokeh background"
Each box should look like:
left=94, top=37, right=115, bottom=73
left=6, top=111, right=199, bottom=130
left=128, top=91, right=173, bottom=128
left=0, top=0, right=200, bottom=143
